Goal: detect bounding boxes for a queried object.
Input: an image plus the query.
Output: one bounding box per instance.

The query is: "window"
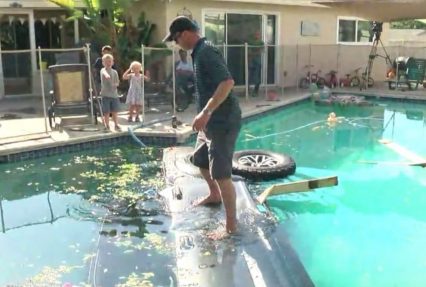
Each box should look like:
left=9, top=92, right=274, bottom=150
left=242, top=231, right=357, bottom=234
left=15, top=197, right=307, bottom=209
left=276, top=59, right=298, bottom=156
left=204, top=12, right=225, bottom=45
left=338, top=18, right=373, bottom=43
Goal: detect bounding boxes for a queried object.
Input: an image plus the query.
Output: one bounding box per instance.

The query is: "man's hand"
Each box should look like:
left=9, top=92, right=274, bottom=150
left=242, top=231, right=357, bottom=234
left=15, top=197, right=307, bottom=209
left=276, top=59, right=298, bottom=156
left=192, top=111, right=210, bottom=132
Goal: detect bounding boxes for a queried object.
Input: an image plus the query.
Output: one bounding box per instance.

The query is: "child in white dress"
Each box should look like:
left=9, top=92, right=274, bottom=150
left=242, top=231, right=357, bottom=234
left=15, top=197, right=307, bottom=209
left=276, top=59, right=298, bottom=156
left=123, top=61, right=149, bottom=122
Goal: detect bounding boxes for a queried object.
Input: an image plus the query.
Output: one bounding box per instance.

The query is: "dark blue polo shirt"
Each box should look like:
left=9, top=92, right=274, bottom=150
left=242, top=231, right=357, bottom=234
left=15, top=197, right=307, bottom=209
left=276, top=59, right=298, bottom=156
left=191, top=38, right=241, bottom=131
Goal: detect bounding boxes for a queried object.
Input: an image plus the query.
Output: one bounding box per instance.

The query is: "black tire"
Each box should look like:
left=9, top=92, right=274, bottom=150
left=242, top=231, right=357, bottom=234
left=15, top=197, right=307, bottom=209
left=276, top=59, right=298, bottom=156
left=232, top=150, right=296, bottom=180
left=388, top=81, right=396, bottom=90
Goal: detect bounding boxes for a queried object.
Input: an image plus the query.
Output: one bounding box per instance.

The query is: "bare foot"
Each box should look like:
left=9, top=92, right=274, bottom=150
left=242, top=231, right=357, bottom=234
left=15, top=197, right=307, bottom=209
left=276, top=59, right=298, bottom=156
left=226, top=216, right=237, bottom=235
left=207, top=225, right=238, bottom=240
left=193, top=194, right=222, bottom=207
left=207, top=228, right=230, bottom=240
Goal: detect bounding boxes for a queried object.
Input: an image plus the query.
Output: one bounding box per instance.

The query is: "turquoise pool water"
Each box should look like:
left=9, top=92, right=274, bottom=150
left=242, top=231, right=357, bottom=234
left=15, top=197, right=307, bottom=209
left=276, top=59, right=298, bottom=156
left=0, top=147, right=175, bottom=286
left=238, top=100, right=426, bottom=287
left=1, top=99, right=426, bottom=286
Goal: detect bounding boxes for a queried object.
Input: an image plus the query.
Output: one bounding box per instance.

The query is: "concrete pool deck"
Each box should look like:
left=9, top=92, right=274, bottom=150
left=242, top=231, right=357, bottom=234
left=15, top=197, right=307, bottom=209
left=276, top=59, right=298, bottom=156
left=0, top=83, right=425, bottom=161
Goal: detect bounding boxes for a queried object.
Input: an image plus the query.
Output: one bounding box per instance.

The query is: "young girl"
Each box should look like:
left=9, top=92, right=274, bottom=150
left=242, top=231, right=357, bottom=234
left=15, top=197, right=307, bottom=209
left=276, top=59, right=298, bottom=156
left=123, top=61, right=149, bottom=122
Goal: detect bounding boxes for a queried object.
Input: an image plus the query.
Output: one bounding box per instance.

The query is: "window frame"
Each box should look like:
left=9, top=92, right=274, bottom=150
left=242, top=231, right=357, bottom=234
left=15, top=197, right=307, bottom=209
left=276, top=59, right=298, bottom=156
left=337, top=16, right=373, bottom=45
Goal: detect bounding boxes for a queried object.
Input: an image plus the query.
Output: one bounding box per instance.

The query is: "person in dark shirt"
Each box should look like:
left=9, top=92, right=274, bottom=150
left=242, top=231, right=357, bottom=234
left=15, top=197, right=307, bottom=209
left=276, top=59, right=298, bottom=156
left=164, top=16, right=242, bottom=239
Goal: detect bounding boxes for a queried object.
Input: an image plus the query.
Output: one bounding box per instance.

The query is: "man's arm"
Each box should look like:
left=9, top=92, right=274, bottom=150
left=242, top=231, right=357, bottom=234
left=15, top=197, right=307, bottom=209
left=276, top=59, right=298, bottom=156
left=192, top=77, right=234, bottom=132
left=192, top=47, right=234, bottom=131
left=203, top=79, right=234, bottom=113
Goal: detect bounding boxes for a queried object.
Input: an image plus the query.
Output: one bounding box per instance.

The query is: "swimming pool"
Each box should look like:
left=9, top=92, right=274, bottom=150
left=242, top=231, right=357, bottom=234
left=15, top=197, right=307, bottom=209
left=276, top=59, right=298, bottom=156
left=0, top=147, right=176, bottom=286
left=1, top=98, right=426, bottom=286
left=239, top=99, right=426, bottom=287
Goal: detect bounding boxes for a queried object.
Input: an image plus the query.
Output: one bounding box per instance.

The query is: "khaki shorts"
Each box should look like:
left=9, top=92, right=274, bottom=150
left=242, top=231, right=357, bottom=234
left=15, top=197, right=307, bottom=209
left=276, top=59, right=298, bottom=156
left=191, top=127, right=240, bottom=180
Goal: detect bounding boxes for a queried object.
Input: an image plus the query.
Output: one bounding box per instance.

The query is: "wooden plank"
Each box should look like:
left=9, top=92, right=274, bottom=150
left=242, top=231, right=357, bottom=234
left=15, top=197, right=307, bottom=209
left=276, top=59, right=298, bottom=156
left=257, top=176, right=338, bottom=204
left=358, top=160, right=426, bottom=167
left=379, top=139, right=426, bottom=163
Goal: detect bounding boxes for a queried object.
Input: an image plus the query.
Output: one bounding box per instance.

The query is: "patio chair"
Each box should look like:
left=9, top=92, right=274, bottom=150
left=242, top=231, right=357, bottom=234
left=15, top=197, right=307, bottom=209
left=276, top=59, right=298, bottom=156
left=48, top=63, right=101, bottom=130
left=388, top=57, right=426, bottom=91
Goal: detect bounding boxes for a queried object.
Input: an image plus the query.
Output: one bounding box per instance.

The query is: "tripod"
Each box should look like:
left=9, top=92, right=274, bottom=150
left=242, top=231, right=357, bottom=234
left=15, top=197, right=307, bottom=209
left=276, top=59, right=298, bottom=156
left=360, top=25, right=392, bottom=90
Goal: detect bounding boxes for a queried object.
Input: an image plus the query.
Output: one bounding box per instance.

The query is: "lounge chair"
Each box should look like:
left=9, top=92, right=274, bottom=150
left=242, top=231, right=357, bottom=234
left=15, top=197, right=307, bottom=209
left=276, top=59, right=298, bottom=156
left=48, top=63, right=101, bottom=130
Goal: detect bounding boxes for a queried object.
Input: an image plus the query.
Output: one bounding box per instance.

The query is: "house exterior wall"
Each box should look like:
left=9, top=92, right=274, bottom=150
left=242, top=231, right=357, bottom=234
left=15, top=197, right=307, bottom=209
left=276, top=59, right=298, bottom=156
left=0, top=0, right=391, bottom=46
left=130, top=0, right=168, bottom=45
left=163, top=0, right=389, bottom=45
left=161, top=0, right=391, bottom=86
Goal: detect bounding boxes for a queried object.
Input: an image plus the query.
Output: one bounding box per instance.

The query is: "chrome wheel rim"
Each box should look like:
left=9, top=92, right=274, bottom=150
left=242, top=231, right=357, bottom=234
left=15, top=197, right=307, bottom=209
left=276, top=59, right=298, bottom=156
left=238, top=154, right=278, bottom=168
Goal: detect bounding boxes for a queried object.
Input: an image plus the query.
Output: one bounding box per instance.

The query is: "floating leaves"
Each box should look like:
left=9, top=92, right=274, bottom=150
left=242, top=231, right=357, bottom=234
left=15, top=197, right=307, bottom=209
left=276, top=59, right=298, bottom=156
left=63, top=186, right=87, bottom=194
left=82, top=253, right=96, bottom=263
left=73, top=147, right=165, bottom=210
left=21, top=265, right=81, bottom=285
left=80, top=170, right=108, bottom=181
left=114, top=233, right=172, bottom=255
left=116, top=272, right=155, bottom=287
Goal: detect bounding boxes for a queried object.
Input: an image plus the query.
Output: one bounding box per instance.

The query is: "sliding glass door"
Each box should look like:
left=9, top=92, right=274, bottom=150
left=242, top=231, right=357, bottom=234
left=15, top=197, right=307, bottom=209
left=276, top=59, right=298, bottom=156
left=227, top=14, right=262, bottom=85
left=203, top=11, right=277, bottom=86
left=0, top=13, right=32, bottom=95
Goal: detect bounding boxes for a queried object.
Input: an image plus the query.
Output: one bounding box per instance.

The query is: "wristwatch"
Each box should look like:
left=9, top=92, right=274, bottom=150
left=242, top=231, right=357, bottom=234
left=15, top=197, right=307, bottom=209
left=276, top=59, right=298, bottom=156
left=202, top=108, right=213, bottom=116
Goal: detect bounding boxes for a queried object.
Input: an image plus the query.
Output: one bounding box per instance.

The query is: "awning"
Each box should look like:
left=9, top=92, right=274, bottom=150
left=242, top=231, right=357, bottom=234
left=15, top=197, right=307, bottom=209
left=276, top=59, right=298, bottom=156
left=313, top=0, right=426, bottom=21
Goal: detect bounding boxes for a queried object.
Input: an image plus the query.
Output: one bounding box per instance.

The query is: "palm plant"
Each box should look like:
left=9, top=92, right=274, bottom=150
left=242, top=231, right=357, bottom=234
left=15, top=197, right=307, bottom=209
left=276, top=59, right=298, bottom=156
left=48, top=0, right=155, bottom=72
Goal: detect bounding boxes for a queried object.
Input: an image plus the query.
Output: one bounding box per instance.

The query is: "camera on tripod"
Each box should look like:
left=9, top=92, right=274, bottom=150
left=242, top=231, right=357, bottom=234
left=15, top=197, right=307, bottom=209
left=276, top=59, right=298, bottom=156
left=371, top=21, right=383, bottom=34
left=371, top=21, right=383, bottom=40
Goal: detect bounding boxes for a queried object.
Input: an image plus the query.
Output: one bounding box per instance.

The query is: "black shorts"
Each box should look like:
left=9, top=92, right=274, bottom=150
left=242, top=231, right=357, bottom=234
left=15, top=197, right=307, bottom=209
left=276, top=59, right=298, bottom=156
left=191, top=127, right=240, bottom=180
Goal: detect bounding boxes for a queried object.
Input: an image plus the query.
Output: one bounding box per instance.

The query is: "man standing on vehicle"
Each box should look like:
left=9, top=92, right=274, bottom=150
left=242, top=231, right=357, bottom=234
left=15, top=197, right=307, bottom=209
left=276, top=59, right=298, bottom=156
left=163, top=16, right=242, bottom=238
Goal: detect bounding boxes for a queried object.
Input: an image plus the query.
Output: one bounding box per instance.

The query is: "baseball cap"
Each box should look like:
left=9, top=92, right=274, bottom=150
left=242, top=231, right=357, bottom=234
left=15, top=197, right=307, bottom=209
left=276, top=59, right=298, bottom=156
left=163, top=16, right=198, bottom=42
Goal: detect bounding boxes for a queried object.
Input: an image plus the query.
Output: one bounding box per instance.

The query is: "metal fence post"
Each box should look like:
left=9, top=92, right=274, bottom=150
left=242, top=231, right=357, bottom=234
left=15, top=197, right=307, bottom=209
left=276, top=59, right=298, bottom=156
left=245, top=42, right=249, bottom=100
left=38, top=47, right=49, bottom=134
left=281, top=44, right=285, bottom=97
left=172, top=47, right=176, bottom=116
left=141, top=44, right=145, bottom=121
left=309, top=43, right=312, bottom=86
left=85, top=43, right=95, bottom=123
left=337, top=44, right=341, bottom=87
left=395, top=56, right=399, bottom=90
left=296, top=44, right=299, bottom=92
left=265, top=43, right=269, bottom=99
left=0, top=44, right=4, bottom=99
